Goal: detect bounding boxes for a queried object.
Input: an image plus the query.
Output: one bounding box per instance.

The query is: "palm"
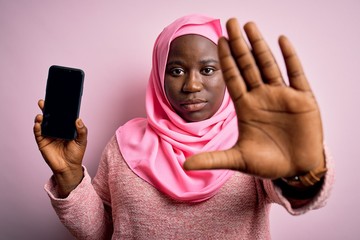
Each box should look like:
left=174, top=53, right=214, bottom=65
left=36, top=136, right=84, bottom=174
left=233, top=84, right=322, bottom=178
left=184, top=19, right=324, bottom=179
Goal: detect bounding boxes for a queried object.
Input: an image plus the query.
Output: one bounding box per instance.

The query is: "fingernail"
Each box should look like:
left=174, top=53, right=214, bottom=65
left=77, top=119, right=84, bottom=128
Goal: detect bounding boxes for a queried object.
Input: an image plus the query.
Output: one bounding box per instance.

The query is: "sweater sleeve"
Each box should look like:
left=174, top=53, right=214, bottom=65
left=262, top=145, right=335, bottom=215
left=44, top=139, right=116, bottom=240
left=44, top=166, right=112, bottom=240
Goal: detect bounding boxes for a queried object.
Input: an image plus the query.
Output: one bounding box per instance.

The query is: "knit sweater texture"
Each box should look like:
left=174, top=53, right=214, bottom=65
left=45, top=136, right=334, bottom=240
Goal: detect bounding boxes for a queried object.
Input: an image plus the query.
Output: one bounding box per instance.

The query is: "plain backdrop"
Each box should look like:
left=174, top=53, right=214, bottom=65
left=1, top=0, right=359, bottom=239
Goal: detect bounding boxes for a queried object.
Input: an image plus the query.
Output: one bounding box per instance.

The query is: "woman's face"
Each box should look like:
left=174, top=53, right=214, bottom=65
left=164, top=34, right=226, bottom=122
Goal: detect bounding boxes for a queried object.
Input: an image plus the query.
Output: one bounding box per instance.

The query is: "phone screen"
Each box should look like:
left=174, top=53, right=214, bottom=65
left=41, top=65, right=84, bottom=140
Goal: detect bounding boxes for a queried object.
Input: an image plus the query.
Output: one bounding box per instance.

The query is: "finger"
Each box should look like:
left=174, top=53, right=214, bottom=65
left=244, top=22, right=284, bottom=86
left=34, top=101, right=44, bottom=140
left=34, top=113, right=43, bottom=123
left=33, top=114, right=49, bottom=150
left=226, top=18, right=262, bottom=89
left=75, top=119, right=88, bottom=148
left=279, top=35, right=311, bottom=91
left=183, top=148, right=245, bottom=171
left=38, top=99, right=44, bottom=111
left=33, top=114, right=43, bottom=138
left=218, top=37, right=247, bottom=101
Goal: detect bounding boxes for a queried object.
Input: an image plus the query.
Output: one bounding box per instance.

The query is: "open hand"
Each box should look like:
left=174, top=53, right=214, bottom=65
left=184, top=19, right=325, bottom=179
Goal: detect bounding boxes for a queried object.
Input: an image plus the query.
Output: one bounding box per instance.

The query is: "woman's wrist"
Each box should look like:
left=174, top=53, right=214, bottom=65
left=284, top=156, right=327, bottom=188
left=53, top=167, right=84, bottom=198
left=274, top=177, right=324, bottom=200
left=275, top=158, right=327, bottom=199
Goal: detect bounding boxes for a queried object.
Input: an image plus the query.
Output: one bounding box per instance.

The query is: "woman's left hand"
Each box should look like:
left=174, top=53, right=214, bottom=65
left=184, top=19, right=325, bottom=179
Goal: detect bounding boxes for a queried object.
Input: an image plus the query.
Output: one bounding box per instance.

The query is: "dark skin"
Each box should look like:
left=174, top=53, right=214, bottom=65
left=165, top=34, right=225, bottom=122
left=183, top=19, right=325, bottom=179
left=34, top=19, right=325, bottom=201
left=34, top=103, right=86, bottom=198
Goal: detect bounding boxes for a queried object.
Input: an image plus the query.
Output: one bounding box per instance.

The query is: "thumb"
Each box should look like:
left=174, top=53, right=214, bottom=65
left=75, top=118, right=88, bottom=147
left=183, top=148, right=245, bottom=171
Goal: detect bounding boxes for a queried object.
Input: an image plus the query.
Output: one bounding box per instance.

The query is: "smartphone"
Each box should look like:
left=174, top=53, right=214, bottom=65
left=41, top=65, right=85, bottom=140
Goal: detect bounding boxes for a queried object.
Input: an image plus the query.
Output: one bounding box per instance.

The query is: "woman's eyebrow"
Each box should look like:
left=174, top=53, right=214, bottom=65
left=166, top=60, right=185, bottom=66
left=199, top=59, right=219, bottom=65
left=166, top=58, right=219, bottom=67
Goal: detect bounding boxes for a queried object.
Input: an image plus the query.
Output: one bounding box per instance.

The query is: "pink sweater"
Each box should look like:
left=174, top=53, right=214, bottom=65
left=45, top=136, right=334, bottom=239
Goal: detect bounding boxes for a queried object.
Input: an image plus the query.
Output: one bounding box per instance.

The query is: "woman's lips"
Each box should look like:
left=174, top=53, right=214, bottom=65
left=180, top=100, right=207, bottom=111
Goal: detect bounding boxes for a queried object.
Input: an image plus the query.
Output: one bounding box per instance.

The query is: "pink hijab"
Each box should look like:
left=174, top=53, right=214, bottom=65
left=116, top=14, right=238, bottom=202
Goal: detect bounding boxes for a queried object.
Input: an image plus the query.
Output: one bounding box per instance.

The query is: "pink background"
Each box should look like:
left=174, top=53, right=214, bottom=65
left=1, top=0, right=359, bottom=239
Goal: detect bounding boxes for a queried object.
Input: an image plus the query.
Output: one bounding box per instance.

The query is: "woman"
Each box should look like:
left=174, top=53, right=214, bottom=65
left=34, top=14, right=333, bottom=239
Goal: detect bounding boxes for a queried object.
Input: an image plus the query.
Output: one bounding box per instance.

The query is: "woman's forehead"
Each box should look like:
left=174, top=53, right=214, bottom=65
left=169, top=34, right=217, bottom=54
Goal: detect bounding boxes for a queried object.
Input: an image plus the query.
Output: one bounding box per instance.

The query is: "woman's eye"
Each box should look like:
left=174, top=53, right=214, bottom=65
left=169, top=68, right=185, bottom=76
left=201, top=67, right=215, bottom=76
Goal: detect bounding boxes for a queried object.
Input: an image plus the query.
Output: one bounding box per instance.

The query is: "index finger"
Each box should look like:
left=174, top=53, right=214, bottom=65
left=218, top=37, right=247, bottom=102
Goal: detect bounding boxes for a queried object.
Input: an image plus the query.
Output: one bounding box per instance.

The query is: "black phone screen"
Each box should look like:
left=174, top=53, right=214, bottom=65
left=41, top=65, right=84, bottom=140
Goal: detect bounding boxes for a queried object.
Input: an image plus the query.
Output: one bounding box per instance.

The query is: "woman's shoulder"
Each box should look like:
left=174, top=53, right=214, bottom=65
left=101, top=134, right=123, bottom=158
left=99, top=134, right=127, bottom=168
left=104, top=134, right=119, bottom=150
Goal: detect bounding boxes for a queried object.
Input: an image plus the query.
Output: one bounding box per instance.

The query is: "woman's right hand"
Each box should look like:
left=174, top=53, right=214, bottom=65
left=33, top=99, right=88, bottom=197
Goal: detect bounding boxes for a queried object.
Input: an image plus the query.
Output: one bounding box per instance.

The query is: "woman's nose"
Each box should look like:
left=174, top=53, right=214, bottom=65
left=182, top=71, right=203, bottom=92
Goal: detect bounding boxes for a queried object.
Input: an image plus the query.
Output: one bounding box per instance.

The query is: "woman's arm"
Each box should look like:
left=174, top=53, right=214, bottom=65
left=45, top=167, right=113, bottom=240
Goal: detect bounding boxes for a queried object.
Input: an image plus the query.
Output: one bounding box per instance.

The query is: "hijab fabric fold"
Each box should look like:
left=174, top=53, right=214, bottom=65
left=116, top=14, right=238, bottom=202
